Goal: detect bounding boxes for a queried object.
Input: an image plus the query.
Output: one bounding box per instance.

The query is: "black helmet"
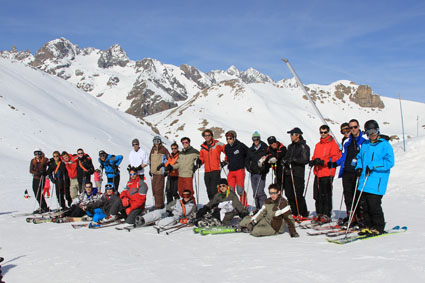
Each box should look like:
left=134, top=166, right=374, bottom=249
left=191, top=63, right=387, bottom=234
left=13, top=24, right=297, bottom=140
left=364, top=120, right=379, bottom=131
left=267, top=136, right=277, bottom=145
left=99, top=150, right=107, bottom=157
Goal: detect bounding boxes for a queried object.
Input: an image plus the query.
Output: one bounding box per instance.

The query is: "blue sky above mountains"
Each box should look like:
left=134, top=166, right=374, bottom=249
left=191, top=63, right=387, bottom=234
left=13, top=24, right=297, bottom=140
left=1, top=0, right=424, bottom=102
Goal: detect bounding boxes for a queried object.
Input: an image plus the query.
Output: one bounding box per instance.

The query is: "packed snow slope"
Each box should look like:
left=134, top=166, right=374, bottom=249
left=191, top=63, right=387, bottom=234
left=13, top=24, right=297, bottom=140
left=0, top=58, right=424, bottom=283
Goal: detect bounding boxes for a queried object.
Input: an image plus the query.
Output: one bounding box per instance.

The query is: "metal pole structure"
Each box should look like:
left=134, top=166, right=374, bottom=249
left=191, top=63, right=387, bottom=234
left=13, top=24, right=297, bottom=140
left=281, top=58, right=340, bottom=148
left=399, top=93, right=406, bottom=152
left=417, top=115, right=419, bottom=137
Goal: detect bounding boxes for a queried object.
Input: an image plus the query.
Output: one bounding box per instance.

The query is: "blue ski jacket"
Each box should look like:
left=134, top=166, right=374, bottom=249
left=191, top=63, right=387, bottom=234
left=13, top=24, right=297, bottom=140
left=336, top=132, right=366, bottom=178
left=355, top=137, right=394, bottom=195
left=99, top=154, right=123, bottom=178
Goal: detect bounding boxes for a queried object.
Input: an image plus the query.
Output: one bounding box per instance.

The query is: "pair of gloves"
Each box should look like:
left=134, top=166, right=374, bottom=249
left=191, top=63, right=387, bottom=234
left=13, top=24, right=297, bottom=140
left=355, top=166, right=373, bottom=177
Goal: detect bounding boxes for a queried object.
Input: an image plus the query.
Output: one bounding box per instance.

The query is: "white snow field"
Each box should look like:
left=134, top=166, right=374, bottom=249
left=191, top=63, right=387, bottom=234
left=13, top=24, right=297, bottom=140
left=1, top=59, right=425, bottom=282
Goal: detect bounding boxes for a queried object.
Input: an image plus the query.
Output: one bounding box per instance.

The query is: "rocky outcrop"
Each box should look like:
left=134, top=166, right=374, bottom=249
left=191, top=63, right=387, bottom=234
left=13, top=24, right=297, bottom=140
left=350, top=85, right=385, bottom=108
left=180, top=64, right=210, bottom=89
left=31, top=37, right=79, bottom=68
left=97, top=44, right=129, bottom=68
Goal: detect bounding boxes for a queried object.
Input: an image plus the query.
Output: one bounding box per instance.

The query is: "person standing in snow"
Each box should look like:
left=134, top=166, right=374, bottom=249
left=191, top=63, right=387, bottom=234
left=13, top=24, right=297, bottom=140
left=331, top=119, right=366, bottom=226
left=76, top=148, right=95, bottom=194
left=128, top=138, right=149, bottom=185
left=281, top=127, right=310, bottom=218
left=310, top=125, right=341, bottom=224
left=29, top=148, right=49, bottom=213
left=163, top=142, right=180, bottom=204
left=198, top=129, right=226, bottom=200
left=224, top=130, right=249, bottom=207
left=47, top=151, right=72, bottom=209
left=98, top=150, right=123, bottom=193
left=239, top=184, right=299, bottom=237
left=245, top=131, right=269, bottom=210
left=264, top=136, right=287, bottom=190
left=355, top=120, right=394, bottom=235
left=149, top=136, right=170, bottom=209
left=61, top=151, right=79, bottom=200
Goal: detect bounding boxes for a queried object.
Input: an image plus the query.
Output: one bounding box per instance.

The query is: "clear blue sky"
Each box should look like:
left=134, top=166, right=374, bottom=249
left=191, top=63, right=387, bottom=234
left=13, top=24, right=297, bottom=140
left=1, top=0, right=425, bottom=103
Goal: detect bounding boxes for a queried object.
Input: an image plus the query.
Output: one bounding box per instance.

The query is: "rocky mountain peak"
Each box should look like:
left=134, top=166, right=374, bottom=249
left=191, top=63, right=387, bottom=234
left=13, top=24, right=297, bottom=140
left=31, top=37, right=79, bottom=67
left=240, top=67, right=274, bottom=84
left=226, top=65, right=241, bottom=76
left=97, top=44, right=129, bottom=68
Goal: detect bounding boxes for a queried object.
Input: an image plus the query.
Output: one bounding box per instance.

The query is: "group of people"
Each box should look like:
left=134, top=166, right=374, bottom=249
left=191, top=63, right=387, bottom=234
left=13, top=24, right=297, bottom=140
left=29, top=118, right=394, bottom=237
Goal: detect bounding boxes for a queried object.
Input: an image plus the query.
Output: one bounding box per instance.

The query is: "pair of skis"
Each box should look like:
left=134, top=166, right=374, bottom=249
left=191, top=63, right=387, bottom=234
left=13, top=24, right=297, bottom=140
left=327, top=226, right=408, bottom=244
left=193, top=226, right=248, bottom=235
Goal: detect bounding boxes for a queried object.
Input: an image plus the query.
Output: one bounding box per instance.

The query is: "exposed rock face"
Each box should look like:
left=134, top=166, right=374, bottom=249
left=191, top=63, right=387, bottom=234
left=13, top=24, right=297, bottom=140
left=350, top=85, right=385, bottom=108
left=31, top=37, right=79, bottom=69
left=97, top=44, right=129, bottom=68
left=180, top=64, right=209, bottom=89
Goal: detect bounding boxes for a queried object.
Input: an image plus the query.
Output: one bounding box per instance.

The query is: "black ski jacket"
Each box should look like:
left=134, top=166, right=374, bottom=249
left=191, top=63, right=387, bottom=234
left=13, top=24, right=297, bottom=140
left=245, top=141, right=269, bottom=176
left=283, top=139, right=310, bottom=178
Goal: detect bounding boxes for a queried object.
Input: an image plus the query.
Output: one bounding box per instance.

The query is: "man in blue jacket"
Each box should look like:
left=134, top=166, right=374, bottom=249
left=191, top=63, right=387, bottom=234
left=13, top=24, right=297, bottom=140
left=332, top=119, right=366, bottom=225
left=355, top=120, right=394, bottom=235
left=99, top=150, right=123, bottom=193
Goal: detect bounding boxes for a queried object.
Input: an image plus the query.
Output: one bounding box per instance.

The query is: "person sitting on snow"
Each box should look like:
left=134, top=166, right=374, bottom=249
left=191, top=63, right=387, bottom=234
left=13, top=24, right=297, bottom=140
left=134, top=189, right=196, bottom=228
left=239, top=184, right=299, bottom=237
left=82, top=183, right=121, bottom=223
left=194, top=178, right=249, bottom=227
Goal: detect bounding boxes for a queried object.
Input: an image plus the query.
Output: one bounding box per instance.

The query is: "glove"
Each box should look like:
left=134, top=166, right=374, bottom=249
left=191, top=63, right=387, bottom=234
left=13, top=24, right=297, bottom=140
left=127, top=165, right=131, bottom=172
left=196, top=158, right=202, bottom=166
left=164, top=172, right=168, bottom=177
left=239, top=210, right=249, bottom=219
left=308, top=160, right=314, bottom=167
left=290, top=231, right=300, bottom=238
left=156, top=163, right=164, bottom=171
left=356, top=168, right=363, bottom=177
left=281, top=158, right=290, bottom=167
left=165, top=164, right=173, bottom=172
left=220, top=161, right=227, bottom=168
left=196, top=207, right=208, bottom=219
left=192, top=166, right=197, bottom=173
left=313, top=158, right=324, bottom=166
left=268, top=157, right=277, bottom=164
left=366, top=166, right=373, bottom=175
left=149, top=172, right=153, bottom=177
left=121, top=198, right=129, bottom=207
left=179, top=218, right=188, bottom=224
left=327, top=161, right=338, bottom=169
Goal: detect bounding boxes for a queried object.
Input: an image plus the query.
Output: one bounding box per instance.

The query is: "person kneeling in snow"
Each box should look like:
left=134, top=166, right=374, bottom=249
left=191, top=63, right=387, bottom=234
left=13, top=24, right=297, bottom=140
left=118, top=168, right=148, bottom=224
left=239, top=184, right=299, bottom=237
left=195, top=178, right=249, bottom=227
left=134, top=190, right=196, bottom=228
left=82, top=183, right=121, bottom=223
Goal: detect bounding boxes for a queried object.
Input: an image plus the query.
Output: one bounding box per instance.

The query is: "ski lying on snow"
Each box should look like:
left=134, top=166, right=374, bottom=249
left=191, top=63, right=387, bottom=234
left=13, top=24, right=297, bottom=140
left=200, top=226, right=248, bottom=235
left=88, top=219, right=125, bottom=229
left=327, top=226, right=407, bottom=244
left=115, top=225, right=136, bottom=232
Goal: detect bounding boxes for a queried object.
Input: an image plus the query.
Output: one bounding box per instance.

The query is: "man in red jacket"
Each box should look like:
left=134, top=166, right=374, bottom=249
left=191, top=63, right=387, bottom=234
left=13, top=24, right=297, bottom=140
left=61, top=151, right=79, bottom=200
left=199, top=129, right=226, bottom=200
left=120, top=168, right=148, bottom=224
left=310, top=125, right=341, bottom=224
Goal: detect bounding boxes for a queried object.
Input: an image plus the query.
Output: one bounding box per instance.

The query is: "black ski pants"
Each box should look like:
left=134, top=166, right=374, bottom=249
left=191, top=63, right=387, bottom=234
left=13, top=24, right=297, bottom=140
left=107, top=175, right=120, bottom=193
left=313, top=176, right=333, bottom=217
left=342, top=172, right=358, bottom=213
left=54, top=178, right=72, bottom=209
left=166, top=176, right=179, bottom=204
left=205, top=170, right=221, bottom=200
left=360, top=192, right=385, bottom=233
left=32, top=177, right=48, bottom=210
left=284, top=174, right=308, bottom=217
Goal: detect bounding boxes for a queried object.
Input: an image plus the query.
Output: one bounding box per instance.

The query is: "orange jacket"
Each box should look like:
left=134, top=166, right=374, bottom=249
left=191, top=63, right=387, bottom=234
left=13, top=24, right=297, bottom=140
left=165, top=152, right=179, bottom=177
left=312, top=136, right=341, bottom=178
left=200, top=139, right=225, bottom=172
left=120, top=176, right=147, bottom=215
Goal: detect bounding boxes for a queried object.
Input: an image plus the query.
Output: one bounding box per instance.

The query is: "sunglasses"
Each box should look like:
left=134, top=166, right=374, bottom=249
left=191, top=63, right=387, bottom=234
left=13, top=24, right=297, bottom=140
left=349, top=125, right=359, bottom=129
left=171, top=148, right=178, bottom=150
left=341, top=129, right=350, bottom=134
left=153, top=140, right=161, bottom=144
left=290, top=133, right=299, bottom=136
left=132, top=143, right=139, bottom=146
left=203, top=134, right=211, bottom=137
left=130, top=173, right=137, bottom=176
left=53, top=155, right=59, bottom=158
left=320, top=131, right=329, bottom=134
left=226, top=137, right=233, bottom=140
left=77, top=152, right=84, bottom=155
left=34, top=151, right=42, bottom=155
left=252, top=138, right=260, bottom=141
left=269, top=191, right=279, bottom=195
left=218, top=184, right=227, bottom=188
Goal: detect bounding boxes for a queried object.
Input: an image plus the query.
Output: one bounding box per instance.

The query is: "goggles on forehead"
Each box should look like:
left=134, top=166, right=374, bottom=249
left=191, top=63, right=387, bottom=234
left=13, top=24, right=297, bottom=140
left=105, top=184, right=114, bottom=189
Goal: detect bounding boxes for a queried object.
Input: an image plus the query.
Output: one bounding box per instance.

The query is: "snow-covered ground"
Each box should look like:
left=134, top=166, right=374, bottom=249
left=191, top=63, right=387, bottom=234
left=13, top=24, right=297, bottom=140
left=1, top=59, right=425, bottom=282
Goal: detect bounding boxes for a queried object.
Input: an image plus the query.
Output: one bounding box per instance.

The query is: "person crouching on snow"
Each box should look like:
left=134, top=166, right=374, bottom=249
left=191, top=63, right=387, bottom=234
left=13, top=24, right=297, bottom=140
left=239, top=184, right=299, bottom=237
left=194, top=178, right=249, bottom=227
left=134, top=190, right=196, bottom=228
left=82, top=183, right=121, bottom=223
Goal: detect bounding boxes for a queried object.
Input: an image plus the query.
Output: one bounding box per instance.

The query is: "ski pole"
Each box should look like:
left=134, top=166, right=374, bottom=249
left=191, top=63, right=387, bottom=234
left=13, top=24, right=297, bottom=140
left=345, top=173, right=369, bottom=237
left=165, top=222, right=191, bottom=235
left=289, top=164, right=301, bottom=217
left=246, top=172, right=250, bottom=208
left=336, top=188, right=344, bottom=223
left=303, top=166, right=312, bottom=198
left=194, top=169, right=199, bottom=205
left=197, top=167, right=200, bottom=204
left=346, top=176, right=360, bottom=227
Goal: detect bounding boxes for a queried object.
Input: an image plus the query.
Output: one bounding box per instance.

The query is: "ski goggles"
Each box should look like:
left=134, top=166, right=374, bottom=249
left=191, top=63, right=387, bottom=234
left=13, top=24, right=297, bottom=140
left=340, top=128, right=350, bottom=134
left=269, top=191, right=279, bottom=195
left=153, top=139, right=161, bottom=144
left=366, top=128, right=379, bottom=136
left=182, top=193, right=191, bottom=198
left=105, top=184, right=114, bottom=189
left=34, top=151, right=42, bottom=156
left=130, top=173, right=137, bottom=176
left=252, top=137, right=260, bottom=141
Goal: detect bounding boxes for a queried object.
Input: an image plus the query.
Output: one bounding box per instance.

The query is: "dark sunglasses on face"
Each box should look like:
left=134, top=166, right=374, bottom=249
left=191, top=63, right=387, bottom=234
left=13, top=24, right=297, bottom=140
left=203, top=134, right=211, bottom=137
left=320, top=131, right=328, bottom=134
left=269, top=191, right=279, bottom=195
left=290, top=133, right=298, bottom=136
left=218, top=184, right=227, bottom=188
left=341, top=129, right=350, bottom=134
left=77, top=152, right=84, bottom=155
left=252, top=138, right=260, bottom=141
left=34, top=151, right=42, bottom=156
left=349, top=125, right=359, bottom=129
left=226, top=137, right=233, bottom=140
left=53, top=155, right=59, bottom=158
left=130, top=173, right=137, bottom=176
left=171, top=148, right=178, bottom=150
left=132, top=143, right=139, bottom=146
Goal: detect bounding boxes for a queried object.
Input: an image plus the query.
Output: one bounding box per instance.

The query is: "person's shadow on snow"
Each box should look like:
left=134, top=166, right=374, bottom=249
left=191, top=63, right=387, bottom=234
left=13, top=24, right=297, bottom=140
left=1, top=255, right=26, bottom=276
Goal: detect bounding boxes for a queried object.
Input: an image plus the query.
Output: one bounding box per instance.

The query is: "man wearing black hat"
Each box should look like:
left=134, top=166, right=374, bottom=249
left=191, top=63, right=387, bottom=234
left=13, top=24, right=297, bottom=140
left=281, top=128, right=310, bottom=218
